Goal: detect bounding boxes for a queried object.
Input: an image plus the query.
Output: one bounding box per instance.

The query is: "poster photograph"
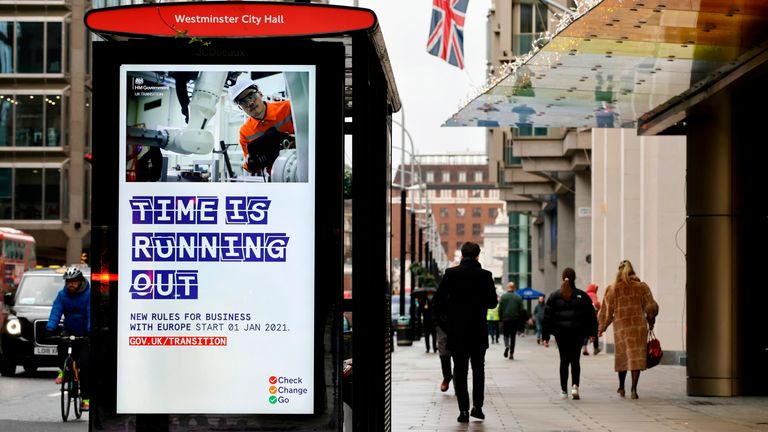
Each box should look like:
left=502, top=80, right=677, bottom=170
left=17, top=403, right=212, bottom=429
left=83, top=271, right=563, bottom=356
left=116, top=64, right=316, bottom=414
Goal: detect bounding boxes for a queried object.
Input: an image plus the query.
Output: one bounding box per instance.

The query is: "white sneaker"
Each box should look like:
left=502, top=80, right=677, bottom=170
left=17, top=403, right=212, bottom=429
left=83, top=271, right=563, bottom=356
left=571, top=385, right=580, bottom=400
left=560, top=390, right=568, bottom=400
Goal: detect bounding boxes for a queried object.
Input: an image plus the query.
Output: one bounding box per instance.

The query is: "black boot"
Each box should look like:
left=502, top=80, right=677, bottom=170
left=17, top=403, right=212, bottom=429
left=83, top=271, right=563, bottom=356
left=457, top=411, right=469, bottom=423
left=470, top=406, right=485, bottom=420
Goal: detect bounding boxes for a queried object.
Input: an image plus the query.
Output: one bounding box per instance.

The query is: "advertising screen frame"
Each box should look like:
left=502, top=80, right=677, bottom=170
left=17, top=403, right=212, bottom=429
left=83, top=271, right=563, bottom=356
left=90, top=38, right=344, bottom=429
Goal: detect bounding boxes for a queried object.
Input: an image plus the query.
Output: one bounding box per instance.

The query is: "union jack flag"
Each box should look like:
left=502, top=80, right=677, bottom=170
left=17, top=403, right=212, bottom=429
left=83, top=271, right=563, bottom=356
left=426, top=0, right=469, bottom=69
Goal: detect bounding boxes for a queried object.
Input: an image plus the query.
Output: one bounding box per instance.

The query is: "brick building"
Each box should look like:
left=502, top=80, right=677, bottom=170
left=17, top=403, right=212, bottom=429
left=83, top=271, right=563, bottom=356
left=392, top=154, right=503, bottom=291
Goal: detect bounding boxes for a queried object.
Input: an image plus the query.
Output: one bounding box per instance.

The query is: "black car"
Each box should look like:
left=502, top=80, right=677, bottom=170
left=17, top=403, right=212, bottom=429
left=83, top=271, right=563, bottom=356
left=0, top=267, right=89, bottom=376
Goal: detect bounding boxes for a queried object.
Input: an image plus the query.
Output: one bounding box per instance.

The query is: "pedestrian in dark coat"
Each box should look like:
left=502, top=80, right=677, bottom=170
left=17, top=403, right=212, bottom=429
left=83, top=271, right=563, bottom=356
left=542, top=267, right=598, bottom=400
left=433, top=242, right=498, bottom=423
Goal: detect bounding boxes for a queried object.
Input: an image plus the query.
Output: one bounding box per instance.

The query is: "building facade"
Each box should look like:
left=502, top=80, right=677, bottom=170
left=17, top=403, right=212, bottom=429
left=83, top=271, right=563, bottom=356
left=0, top=0, right=90, bottom=265
left=484, top=0, right=687, bottom=361
left=391, top=154, right=504, bottom=292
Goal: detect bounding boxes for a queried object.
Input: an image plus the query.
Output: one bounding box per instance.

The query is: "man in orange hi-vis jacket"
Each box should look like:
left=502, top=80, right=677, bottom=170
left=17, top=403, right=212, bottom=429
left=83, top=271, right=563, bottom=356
left=228, top=78, right=294, bottom=176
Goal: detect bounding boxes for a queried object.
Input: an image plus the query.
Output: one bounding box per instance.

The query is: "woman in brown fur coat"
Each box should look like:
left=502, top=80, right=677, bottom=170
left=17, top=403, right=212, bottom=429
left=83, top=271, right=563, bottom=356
left=598, top=260, right=659, bottom=399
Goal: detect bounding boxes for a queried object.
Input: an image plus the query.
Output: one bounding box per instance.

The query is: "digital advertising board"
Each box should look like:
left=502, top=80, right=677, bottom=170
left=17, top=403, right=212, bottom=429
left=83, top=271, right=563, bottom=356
left=116, top=64, right=316, bottom=414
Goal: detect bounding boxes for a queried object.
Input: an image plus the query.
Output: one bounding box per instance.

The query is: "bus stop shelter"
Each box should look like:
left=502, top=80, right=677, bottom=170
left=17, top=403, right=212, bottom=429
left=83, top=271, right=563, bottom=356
left=86, top=2, right=400, bottom=430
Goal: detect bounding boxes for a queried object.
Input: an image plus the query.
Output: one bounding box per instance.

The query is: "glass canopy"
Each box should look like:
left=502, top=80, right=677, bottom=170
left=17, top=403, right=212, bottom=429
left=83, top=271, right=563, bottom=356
left=448, top=0, right=768, bottom=130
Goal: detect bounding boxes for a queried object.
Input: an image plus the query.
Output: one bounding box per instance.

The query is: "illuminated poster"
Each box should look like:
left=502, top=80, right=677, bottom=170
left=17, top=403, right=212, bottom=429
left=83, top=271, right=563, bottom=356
left=116, top=64, right=315, bottom=413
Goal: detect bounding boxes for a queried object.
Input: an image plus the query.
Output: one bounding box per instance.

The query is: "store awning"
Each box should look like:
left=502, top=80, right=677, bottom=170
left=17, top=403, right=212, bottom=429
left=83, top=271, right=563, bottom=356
left=447, top=0, right=768, bottom=132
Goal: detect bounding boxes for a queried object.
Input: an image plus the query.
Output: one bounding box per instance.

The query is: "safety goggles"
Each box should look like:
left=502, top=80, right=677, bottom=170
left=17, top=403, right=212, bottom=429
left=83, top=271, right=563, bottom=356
left=236, top=86, right=260, bottom=108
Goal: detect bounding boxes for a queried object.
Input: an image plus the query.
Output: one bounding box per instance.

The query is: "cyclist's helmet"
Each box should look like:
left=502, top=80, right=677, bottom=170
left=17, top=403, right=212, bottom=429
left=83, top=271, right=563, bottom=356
left=63, top=266, right=84, bottom=281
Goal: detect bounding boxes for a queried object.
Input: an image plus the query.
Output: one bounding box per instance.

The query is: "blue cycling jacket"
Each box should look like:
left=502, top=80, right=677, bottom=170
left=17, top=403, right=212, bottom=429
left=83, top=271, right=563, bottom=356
left=46, top=280, right=90, bottom=336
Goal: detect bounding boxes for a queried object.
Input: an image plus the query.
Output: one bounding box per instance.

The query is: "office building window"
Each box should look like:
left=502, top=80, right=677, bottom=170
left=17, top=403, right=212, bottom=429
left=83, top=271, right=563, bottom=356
left=426, top=171, right=434, bottom=182
left=514, top=3, right=548, bottom=56
left=474, top=171, right=483, bottom=182
left=439, top=189, right=451, bottom=198
left=0, top=93, right=65, bottom=147
left=440, top=223, right=449, bottom=235
left=439, top=207, right=449, bottom=218
left=489, top=207, right=499, bottom=219
left=456, top=224, right=465, bottom=235
left=47, top=22, right=62, bottom=72
left=0, top=20, right=65, bottom=74
left=471, top=190, right=483, bottom=198
left=0, top=166, right=60, bottom=220
left=16, top=95, right=44, bottom=146
left=0, top=97, right=11, bottom=147
left=14, top=168, right=42, bottom=219
left=456, top=189, right=467, bottom=198
left=442, top=171, right=450, bottom=182
left=456, top=207, right=465, bottom=218
left=45, top=168, right=61, bottom=220
left=472, top=223, right=481, bottom=235
left=472, top=207, right=482, bottom=217
left=0, top=168, right=11, bottom=219
left=46, top=95, right=62, bottom=146
left=458, top=171, right=466, bottom=182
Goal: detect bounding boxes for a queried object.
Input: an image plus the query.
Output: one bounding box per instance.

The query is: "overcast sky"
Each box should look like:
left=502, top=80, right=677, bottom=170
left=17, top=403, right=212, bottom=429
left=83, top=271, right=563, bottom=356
left=331, top=0, right=492, bottom=160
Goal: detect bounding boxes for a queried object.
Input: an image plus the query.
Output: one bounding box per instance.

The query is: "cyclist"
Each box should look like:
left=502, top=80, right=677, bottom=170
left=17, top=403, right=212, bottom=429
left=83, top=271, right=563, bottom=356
left=46, top=265, right=90, bottom=411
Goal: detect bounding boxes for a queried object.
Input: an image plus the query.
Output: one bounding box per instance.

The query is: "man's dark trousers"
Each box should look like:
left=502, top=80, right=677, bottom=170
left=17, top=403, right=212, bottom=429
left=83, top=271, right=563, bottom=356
left=451, top=349, right=487, bottom=411
left=502, top=319, right=518, bottom=355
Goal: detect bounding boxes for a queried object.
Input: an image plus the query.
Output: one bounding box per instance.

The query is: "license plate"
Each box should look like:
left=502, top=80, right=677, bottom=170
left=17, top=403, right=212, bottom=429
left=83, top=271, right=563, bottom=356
left=34, top=346, right=57, bottom=355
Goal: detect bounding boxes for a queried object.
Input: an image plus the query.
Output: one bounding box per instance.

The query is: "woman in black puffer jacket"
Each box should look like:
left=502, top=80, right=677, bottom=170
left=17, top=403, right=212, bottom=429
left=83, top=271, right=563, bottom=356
left=542, top=267, right=598, bottom=400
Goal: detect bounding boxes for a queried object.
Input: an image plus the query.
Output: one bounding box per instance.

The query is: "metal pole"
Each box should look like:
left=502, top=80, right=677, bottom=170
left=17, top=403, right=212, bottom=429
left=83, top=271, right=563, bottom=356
left=400, top=188, right=406, bottom=316
left=410, top=210, right=416, bottom=290
left=418, top=227, right=424, bottom=264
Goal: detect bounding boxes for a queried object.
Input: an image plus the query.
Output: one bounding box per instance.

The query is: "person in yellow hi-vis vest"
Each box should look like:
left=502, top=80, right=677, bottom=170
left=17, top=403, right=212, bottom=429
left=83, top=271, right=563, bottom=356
left=486, top=302, right=500, bottom=345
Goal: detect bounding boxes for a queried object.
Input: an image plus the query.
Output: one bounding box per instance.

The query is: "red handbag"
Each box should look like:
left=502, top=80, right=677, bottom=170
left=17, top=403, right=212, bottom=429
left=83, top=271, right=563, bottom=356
left=647, top=330, right=663, bottom=369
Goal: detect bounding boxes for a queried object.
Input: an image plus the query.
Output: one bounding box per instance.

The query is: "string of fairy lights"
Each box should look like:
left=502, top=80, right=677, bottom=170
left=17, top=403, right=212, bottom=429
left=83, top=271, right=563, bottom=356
left=0, top=94, right=62, bottom=106
left=456, top=0, right=605, bottom=112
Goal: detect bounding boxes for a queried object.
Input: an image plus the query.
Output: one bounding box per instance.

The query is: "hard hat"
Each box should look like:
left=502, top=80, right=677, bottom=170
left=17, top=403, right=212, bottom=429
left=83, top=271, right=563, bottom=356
left=228, top=78, right=259, bottom=104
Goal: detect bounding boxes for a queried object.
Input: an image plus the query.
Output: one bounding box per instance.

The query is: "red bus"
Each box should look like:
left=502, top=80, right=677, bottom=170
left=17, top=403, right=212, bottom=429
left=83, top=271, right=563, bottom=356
left=0, top=227, right=36, bottom=296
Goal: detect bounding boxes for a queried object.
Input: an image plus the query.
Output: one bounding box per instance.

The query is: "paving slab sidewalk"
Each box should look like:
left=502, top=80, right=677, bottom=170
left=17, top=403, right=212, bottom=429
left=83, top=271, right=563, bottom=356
left=392, top=335, right=768, bottom=431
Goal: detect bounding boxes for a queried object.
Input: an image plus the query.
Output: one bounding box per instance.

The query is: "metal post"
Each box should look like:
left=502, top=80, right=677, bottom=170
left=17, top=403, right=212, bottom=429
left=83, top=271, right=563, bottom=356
left=400, top=188, right=406, bottom=316
left=410, top=210, right=416, bottom=290
left=418, top=227, right=424, bottom=264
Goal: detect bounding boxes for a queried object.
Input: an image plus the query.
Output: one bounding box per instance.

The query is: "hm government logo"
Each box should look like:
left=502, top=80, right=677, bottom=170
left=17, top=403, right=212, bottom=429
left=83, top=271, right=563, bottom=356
left=131, top=76, right=167, bottom=95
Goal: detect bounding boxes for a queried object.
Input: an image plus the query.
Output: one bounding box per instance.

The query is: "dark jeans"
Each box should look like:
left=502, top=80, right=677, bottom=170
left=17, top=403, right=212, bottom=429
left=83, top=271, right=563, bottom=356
left=57, top=338, right=90, bottom=399
left=487, top=321, right=499, bottom=343
left=502, top=319, right=518, bottom=353
left=554, top=333, right=582, bottom=391
left=451, top=349, right=487, bottom=411
left=440, top=354, right=452, bottom=381
left=583, top=335, right=599, bottom=350
left=423, top=322, right=437, bottom=352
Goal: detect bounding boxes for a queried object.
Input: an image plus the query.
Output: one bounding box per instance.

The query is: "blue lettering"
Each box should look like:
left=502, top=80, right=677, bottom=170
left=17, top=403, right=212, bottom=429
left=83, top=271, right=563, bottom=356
left=130, top=197, right=154, bottom=224
left=130, top=232, right=289, bottom=262
left=129, top=270, right=199, bottom=300
left=129, top=195, right=220, bottom=224
left=225, top=196, right=270, bottom=225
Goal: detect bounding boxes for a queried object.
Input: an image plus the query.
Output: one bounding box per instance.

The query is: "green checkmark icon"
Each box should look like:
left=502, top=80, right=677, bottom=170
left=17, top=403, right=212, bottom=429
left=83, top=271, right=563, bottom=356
left=269, top=396, right=278, bottom=404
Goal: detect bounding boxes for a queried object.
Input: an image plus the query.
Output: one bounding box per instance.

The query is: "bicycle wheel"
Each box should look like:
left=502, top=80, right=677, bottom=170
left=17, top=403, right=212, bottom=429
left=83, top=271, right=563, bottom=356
left=73, top=376, right=82, bottom=419
left=60, top=365, right=71, bottom=421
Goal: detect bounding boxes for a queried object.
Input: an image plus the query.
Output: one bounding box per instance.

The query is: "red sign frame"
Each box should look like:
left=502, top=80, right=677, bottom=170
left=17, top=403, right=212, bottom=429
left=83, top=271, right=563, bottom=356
left=85, top=2, right=376, bottom=39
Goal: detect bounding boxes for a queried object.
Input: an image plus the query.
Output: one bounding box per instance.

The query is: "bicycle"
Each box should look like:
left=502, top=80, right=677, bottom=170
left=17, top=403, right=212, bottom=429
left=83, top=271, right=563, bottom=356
left=58, top=335, right=87, bottom=422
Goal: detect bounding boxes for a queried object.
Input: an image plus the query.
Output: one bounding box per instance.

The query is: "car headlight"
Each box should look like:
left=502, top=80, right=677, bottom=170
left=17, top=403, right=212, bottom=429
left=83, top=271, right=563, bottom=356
left=6, top=319, right=21, bottom=336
